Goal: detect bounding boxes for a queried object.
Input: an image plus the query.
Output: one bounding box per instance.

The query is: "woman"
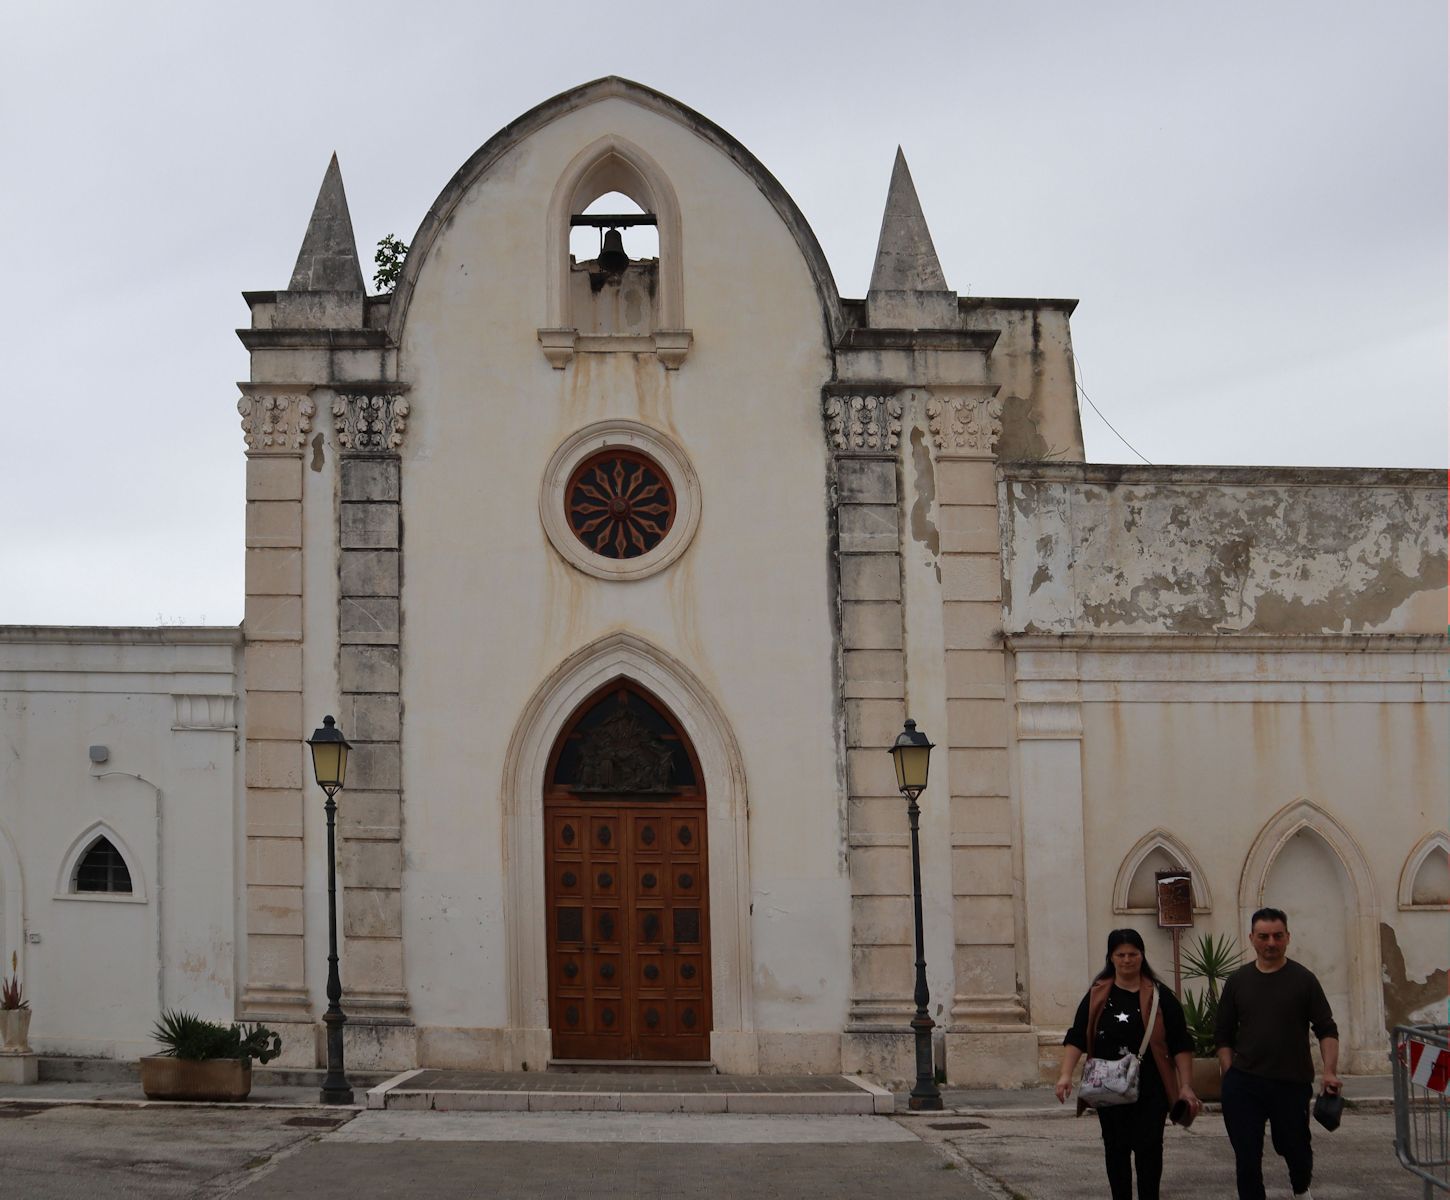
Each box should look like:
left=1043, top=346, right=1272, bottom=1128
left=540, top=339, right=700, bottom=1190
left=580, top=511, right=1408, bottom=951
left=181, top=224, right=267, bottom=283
left=1055, top=929, right=1201, bottom=1200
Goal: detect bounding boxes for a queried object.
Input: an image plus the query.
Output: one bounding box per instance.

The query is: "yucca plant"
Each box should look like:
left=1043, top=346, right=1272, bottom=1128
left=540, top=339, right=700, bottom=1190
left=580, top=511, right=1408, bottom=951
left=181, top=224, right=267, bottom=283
left=151, top=1009, right=281, bottom=1064
left=1180, top=932, right=1245, bottom=1057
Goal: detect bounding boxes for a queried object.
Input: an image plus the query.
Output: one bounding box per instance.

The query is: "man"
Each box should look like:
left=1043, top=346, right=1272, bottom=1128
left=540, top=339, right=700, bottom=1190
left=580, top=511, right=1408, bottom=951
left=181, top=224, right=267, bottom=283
left=1215, top=907, right=1342, bottom=1200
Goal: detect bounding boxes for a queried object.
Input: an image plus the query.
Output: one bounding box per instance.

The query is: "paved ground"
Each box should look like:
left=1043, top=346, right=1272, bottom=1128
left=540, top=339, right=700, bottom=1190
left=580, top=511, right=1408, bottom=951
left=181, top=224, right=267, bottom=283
left=907, top=1102, right=1422, bottom=1199
left=0, top=1079, right=1419, bottom=1199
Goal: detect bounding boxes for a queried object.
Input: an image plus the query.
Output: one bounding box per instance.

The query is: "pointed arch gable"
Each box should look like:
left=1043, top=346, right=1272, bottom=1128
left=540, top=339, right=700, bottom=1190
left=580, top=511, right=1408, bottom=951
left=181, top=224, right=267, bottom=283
left=386, top=76, right=844, bottom=345
left=1238, top=798, right=1382, bottom=1071
left=499, top=631, right=754, bottom=1071
left=54, top=822, right=147, bottom=903
left=1112, top=828, right=1212, bottom=914
left=1399, top=831, right=1450, bottom=910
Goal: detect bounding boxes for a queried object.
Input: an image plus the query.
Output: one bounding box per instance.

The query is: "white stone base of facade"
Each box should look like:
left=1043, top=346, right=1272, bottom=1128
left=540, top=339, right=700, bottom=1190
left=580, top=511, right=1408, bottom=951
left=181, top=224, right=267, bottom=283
left=342, top=1020, right=418, bottom=1072
left=841, top=1030, right=916, bottom=1085
left=944, top=1028, right=1040, bottom=1087
left=709, top=1030, right=760, bottom=1075
left=756, top=1031, right=842, bottom=1074
left=0, top=1052, right=38, bottom=1084
left=504, top=1026, right=553, bottom=1073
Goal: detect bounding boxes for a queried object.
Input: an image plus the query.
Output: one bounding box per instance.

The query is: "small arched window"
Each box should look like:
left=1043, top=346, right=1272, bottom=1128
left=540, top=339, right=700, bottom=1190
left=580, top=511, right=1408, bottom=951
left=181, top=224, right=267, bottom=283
left=73, top=837, right=132, bottom=894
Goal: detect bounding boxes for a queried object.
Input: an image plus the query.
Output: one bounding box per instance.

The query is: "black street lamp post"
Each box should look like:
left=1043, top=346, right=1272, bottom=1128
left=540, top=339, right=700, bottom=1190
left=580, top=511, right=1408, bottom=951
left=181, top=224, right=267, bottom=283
left=307, top=715, right=354, bottom=1106
left=888, top=718, right=943, bottom=1112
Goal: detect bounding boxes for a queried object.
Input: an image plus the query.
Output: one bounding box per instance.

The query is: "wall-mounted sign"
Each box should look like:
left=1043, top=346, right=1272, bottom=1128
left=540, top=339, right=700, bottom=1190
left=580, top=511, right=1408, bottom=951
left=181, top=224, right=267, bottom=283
left=1155, top=871, right=1194, bottom=929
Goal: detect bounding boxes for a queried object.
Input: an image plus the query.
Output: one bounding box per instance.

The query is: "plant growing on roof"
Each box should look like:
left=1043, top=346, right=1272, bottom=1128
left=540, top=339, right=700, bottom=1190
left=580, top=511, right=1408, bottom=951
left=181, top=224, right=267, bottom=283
left=373, top=234, right=409, bottom=294
left=1180, top=932, right=1246, bottom=1057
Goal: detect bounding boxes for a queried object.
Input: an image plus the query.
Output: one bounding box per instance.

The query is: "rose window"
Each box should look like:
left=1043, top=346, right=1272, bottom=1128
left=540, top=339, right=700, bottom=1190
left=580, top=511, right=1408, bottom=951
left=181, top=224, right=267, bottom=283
left=566, top=450, right=676, bottom=559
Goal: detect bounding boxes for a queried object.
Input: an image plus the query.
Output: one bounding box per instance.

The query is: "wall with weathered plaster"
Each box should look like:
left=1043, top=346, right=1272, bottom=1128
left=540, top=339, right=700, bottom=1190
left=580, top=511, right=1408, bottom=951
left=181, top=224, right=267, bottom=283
left=0, top=628, right=240, bottom=1058
left=390, top=91, right=847, bottom=1069
left=1057, top=643, right=1448, bottom=1071
left=1002, top=466, right=1448, bottom=636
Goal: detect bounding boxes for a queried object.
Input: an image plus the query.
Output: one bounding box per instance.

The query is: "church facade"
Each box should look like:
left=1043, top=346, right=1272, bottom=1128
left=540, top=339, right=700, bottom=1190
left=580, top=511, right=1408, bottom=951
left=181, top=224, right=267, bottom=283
left=2, top=78, right=1445, bottom=1084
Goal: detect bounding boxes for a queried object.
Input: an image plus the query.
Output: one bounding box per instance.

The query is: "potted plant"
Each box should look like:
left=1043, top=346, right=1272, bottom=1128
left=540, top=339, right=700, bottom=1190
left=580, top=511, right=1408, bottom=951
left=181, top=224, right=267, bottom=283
left=0, top=953, right=30, bottom=1053
left=1181, top=932, right=1245, bottom=1101
left=140, top=1009, right=281, bottom=1102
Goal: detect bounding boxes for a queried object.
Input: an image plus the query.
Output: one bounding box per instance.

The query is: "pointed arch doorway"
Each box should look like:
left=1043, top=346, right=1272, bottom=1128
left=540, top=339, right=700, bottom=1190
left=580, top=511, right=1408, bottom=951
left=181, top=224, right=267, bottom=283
left=544, top=679, right=712, bottom=1061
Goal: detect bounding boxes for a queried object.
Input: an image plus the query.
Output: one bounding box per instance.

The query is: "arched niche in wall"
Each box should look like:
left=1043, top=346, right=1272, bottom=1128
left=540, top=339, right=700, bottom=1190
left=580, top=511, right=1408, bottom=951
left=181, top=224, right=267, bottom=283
left=54, top=822, right=146, bottom=904
left=1399, top=831, right=1450, bottom=910
left=539, top=135, right=691, bottom=370
left=1112, top=829, right=1212, bottom=915
left=1239, top=798, right=1382, bottom=1071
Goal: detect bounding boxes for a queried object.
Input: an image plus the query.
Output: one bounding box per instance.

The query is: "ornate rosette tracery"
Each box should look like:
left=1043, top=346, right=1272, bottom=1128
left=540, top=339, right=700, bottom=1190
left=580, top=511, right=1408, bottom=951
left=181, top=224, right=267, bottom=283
left=238, top=392, right=315, bottom=451
left=566, top=449, right=676, bottom=560
left=540, top=420, right=701, bottom=582
left=333, top=393, right=410, bottom=452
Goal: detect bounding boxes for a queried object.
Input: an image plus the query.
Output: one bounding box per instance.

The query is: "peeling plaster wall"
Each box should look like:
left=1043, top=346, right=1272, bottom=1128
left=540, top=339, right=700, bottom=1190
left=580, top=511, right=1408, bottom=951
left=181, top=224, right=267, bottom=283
left=1002, top=466, right=1448, bottom=636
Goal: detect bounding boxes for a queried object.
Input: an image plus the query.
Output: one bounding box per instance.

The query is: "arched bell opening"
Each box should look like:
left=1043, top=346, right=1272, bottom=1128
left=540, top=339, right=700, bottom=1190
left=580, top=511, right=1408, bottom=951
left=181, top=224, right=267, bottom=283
left=542, top=678, right=712, bottom=1061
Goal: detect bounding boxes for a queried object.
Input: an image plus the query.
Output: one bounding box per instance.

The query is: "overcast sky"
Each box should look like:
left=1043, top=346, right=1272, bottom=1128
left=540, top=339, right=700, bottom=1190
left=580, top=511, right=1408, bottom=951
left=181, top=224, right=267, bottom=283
left=3, top=1, right=1444, bottom=626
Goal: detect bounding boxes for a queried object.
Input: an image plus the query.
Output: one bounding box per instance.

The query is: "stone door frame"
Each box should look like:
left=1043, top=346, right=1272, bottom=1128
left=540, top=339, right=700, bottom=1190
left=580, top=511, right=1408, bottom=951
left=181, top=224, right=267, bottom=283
left=500, top=632, right=754, bottom=1072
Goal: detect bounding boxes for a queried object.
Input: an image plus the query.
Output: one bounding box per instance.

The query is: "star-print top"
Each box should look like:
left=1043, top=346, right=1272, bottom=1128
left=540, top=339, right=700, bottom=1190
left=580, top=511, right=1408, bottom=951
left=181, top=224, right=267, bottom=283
left=1065, top=982, right=1192, bottom=1060
left=1064, top=981, right=1192, bottom=1109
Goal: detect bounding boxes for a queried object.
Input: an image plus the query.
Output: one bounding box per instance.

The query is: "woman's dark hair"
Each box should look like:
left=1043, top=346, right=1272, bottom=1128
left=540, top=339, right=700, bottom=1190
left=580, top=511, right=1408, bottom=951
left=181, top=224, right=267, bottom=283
left=1093, top=928, right=1159, bottom=983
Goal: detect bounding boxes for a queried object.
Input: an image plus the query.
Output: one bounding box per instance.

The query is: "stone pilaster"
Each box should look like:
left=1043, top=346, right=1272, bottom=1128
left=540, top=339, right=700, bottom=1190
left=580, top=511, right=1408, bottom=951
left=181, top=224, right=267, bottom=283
left=239, top=387, right=313, bottom=1025
left=826, top=392, right=917, bottom=1082
left=333, top=390, right=414, bottom=1065
left=931, top=392, right=1038, bottom=1086
left=1013, top=651, right=1090, bottom=1080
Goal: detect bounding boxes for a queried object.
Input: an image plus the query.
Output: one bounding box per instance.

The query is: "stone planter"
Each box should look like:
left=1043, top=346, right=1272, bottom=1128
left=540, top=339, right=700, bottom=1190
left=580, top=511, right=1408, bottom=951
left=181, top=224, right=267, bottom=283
left=0, top=1008, right=31, bottom=1053
left=140, top=1056, right=252, bottom=1102
left=1191, top=1056, right=1222, bottom=1102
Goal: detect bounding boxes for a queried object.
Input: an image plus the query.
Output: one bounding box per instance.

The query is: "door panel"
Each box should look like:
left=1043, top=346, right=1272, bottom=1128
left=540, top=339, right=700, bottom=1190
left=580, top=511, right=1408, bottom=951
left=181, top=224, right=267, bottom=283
left=545, top=798, right=711, bottom=1061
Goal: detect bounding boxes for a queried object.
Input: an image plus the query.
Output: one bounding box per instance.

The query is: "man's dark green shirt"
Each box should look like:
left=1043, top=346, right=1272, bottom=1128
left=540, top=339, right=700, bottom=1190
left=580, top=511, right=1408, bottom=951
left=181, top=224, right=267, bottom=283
left=1215, top=959, right=1338, bottom=1084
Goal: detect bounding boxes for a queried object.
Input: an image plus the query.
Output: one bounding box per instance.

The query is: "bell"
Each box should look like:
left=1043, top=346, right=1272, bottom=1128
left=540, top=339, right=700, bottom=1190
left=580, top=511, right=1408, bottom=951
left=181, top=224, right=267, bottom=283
left=597, top=227, right=630, bottom=275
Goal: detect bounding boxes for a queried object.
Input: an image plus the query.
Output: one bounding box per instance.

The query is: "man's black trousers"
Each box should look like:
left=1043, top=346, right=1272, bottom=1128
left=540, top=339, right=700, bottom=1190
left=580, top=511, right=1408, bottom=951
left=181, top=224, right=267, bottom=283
left=1221, top=1065, right=1313, bottom=1199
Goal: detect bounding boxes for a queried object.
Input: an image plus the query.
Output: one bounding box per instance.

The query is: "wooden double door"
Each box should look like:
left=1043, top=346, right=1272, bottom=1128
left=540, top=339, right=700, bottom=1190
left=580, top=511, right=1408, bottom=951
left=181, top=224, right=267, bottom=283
left=543, top=684, right=711, bottom=1061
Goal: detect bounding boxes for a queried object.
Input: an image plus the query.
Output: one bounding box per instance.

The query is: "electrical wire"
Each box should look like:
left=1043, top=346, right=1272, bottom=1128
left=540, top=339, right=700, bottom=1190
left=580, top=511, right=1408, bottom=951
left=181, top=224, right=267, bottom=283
left=1073, top=352, right=1153, bottom=465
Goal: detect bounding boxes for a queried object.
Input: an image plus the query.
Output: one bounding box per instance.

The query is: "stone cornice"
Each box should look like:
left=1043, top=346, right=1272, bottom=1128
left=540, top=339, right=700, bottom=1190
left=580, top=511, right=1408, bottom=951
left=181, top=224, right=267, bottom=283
left=333, top=392, right=410, bottom=453
left=1007, top=632, right=1449, bottom=653
left=238, top=390, right=315, bottom=453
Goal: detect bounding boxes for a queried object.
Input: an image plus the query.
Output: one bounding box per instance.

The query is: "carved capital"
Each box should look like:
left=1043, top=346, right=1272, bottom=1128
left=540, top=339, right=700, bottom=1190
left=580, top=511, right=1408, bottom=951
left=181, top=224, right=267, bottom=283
left=238, top=392, right=315, bottom=452
left=333, top=393, right=410, bottom=453
left=927, top=393, right=1003, bottom=456
left=824, top=394, right=902, bottom=454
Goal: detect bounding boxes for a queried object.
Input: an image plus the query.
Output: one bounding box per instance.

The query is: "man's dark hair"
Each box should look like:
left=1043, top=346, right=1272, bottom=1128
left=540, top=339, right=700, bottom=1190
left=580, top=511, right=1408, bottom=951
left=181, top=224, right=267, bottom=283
left=1250, top=906, right=1289, bottom=929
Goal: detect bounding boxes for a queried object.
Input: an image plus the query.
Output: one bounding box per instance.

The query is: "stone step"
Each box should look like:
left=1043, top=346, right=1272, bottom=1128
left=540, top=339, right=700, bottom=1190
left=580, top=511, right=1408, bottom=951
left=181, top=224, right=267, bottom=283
left=367, top=1070, right=893, bottom=1115
left=547, top=1059, right=718, bottom=1074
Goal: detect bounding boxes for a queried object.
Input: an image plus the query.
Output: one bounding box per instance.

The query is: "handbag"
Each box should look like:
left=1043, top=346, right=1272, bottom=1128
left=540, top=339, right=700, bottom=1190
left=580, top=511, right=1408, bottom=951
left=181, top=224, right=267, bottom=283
left=1079, top=986, right=1160, bottom=1109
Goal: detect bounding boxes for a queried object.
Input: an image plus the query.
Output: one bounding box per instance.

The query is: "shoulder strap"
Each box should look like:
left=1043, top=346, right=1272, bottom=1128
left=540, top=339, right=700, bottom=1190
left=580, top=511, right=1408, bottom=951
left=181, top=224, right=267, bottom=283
left=1136, top=985, right=1160, bottom=1057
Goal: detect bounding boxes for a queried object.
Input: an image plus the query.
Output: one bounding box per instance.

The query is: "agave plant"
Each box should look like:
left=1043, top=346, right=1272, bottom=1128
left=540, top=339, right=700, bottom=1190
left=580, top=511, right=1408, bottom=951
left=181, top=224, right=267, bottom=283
left=151, top=1009, right=281, bottom=1064
left=1, top=951, right=26, bottom=1011
left=1180, top=932, right=1245, bottom=1057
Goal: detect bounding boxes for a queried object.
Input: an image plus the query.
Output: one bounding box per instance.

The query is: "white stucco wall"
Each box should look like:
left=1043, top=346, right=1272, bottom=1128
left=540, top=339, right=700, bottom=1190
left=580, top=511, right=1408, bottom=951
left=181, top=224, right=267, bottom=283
left=0, top=628, right=240, bottom=1058
left=372, top=95, right=846, bottom=1057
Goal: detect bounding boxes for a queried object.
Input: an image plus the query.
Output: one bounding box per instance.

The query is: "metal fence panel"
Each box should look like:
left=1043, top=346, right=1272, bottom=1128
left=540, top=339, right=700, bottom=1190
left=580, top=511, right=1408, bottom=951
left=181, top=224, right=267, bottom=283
left=1394, top=1025, right=1450, bottom=1196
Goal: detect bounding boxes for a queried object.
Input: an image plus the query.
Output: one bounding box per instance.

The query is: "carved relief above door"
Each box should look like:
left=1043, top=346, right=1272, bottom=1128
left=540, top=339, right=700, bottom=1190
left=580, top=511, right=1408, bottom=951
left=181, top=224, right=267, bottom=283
left=544, top=682, right=711, bottom=1061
